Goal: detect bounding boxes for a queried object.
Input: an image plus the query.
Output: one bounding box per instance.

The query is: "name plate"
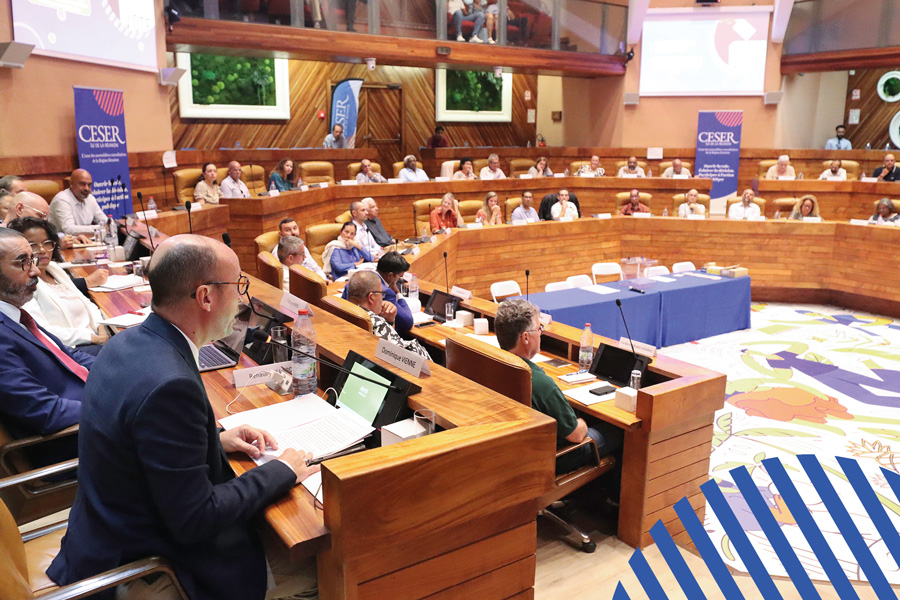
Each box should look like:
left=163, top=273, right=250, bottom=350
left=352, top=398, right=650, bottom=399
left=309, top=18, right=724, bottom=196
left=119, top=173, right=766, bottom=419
left=539, top=312, right=553, bottom=325
left=559, top=216, right=574, bottom=222
left=233, top=361, right=292, bottom=388
left=749, top=215, right=767, bottom=221
left=467, top=222, right=483, bottom=229
left=519, top=174, right=533, bottom=179
left=632, top=212, right=651, bottom=219
left=553, top=172, right=566, bottom=178
left=672, top=173, right=690, bottom=179
left=434, top=176, right=450, bottom=182
left=267, top=189, right=280, bottom=197
left=388, top=178, right=402, bottom=184
left=850, top=219, right=869, bottom=226
left=135, top=210, right=157, bottom=220
left=860, top=177, right=878, bottom=182
left=376, top=339, right=431, bottom=377
left=319, top=182, right=329, bottom=188
left=594, top=213, right=612, bottom=219
left=579, top=172, right=595, bottom=178
left=802, top=216, right=823, bottom=223
left=777, top=175, right=796, bottom=181
left=619, top=337, right=656, bottom=357
left=450, top=285, right=472, bottom=300
left=687, top=213, right=706, bottom=220
left=280, top=291, right=313, bottom=318
left=340, top=180, right=358, bottom=186
left=620, top=173, right=638, bottom=179
left=512, top=220, right=527, bottom=226
left=411, top=245, right=420, bottom=255
left=300, top=185, right=310, bottom=192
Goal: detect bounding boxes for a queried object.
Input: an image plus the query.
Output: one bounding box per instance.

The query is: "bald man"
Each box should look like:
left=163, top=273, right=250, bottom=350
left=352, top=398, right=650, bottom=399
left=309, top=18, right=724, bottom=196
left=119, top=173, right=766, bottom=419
left=49, top=234, right=318, bottom=600
left=220, top=161, right=251, bottom=198
left=874, top=154, right=900, bottom=182
left=49, top=169, right=107, bottom=236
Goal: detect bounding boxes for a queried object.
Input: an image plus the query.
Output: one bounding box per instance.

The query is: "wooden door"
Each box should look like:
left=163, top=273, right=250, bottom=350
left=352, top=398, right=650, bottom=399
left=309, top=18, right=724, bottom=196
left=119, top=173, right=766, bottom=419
left=357, top=84, right=404, bottom=171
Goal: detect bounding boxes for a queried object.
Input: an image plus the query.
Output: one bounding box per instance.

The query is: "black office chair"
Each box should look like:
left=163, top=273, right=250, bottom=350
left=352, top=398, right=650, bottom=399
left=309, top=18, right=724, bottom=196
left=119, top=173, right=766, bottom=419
left=538, top=192, right=581, bottom=221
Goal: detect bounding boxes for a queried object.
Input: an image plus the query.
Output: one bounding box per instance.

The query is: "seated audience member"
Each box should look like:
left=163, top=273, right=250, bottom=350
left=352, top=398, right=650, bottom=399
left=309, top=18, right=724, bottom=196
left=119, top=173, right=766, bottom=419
left=662, top=158, right=691, bottom=178
left=269, top=158, right=299, bottom=192
left=448, top=0, right=486, bottom=43
left=729, top=189, right=762, bottom=220
left=869, top=198, right=900, bottom=224
left=874, top=154, right=900, bottom=182
left=575, top=155, right=605, bottom=177
left=0, top=228, right=94, bottom=466
left=194, top=162, right=224, bottom=204
left=0, top=175, right=27, bottom=196
left=430, top=193, right=464, bottom=233
left=220, top=161, right=251, bottom=198
left=495, top=299, right=622, bottom=472
left=350, top=199, right=380, bottom=256
left=345, top=270, right=430, bottom=359
left=0, top=190, right=12, bottom=223
left=819, top=159, right=847, bottom=181
left=398, top=155, right=429, bottom=183
left=356, top=159, right=387, bottom=184
left=511, top=191, right=539, bottom=222
left=324, top=123, right=346, bottom=149
left=274, top=219, right=324, bottom=275
left=550, top=189, right=579, bottom=220
left=765, top=155, right=796, bottom=180
left=476, top=191, right=503, bottom=225
left=272, top=217, right=300, bottom=252
left=789, top=195, right=820, bottom=221
left=323, top=221, right=373, bottom=278
left=825, top=124, right=852, bottom=150
left=538, top=192, right=581, bottom=221
left=6, top=190, right=96, bottom=261
left=277, top=236, right=326, bottom=290
left=9, top=218, right=108, bottom=354
left=48, top=234, right=318, bottom=600
left=342, top=251, right=414, bottom=338
left=677, top=189, right=705, bottom=217
left=49, top=169, right=108, bottom=236
left=528, top=157, right=553, bottom=178
left=426, top=125, right=450, bottom=148
left=452, top=157, right=478, bottom=180
left=363, top=198, right=393, bottom=246
left=617, top=156, right=645, bottom=178
left=480, top=153, right=506, bottom=180
left=620, top=189, right=650, bottom=216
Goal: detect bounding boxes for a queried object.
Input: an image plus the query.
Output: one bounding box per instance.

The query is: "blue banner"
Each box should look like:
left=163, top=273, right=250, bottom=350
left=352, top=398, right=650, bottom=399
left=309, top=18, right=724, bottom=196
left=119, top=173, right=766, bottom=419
left=694, top=111, right=743, bottom=202
left=330, top=79, right=363, bottom=149
left=73, top=86, right=132, bottom=218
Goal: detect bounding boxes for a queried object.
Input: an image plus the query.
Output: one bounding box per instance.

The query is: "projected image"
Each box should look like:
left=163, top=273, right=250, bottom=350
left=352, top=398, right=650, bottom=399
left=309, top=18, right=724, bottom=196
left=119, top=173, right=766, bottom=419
left=639, top=10, right=769, bottom=96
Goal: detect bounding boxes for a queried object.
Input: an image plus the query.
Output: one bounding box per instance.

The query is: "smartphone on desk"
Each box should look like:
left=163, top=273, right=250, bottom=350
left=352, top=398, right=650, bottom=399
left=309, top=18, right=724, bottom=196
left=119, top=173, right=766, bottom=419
left=415, top=322, right=438, bottom=328
left=588, top=383, right=616, bottom=396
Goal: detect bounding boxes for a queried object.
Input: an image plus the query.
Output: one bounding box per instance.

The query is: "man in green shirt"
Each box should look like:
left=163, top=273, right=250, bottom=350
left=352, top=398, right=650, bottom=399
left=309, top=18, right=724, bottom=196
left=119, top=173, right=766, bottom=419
left=495, top=298, right=622, bottom=473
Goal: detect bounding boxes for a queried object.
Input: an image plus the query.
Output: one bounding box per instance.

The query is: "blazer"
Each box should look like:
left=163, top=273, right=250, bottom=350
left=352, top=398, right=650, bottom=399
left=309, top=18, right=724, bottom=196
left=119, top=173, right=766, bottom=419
left=48, top=314, right=296, bottom=600
left=0, top=310, right=94, bottom=465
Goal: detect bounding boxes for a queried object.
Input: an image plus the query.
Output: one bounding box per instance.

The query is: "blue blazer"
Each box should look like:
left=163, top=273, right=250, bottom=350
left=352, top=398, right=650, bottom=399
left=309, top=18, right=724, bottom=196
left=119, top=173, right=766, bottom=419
left=330, top=245, right=372, bottom=278
left=0, top=310, right=94, bottom=465
left=48, top=313, right=296, bottom=600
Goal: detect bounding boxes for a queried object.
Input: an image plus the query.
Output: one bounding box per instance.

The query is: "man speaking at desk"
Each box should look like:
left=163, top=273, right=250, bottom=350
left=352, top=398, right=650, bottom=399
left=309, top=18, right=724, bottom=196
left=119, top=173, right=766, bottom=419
left=49, top=234, right=319, bottom=600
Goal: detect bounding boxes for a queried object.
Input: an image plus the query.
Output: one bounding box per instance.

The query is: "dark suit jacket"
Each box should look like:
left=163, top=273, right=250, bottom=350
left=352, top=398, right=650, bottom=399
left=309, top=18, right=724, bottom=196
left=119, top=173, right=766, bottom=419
left=365, top=216, right=393, bottom=246
left=873, top=166, right=900, bottom=182
left=48, top=313, right=297, bottom=600
left=0, top=310, right=94, bottom=465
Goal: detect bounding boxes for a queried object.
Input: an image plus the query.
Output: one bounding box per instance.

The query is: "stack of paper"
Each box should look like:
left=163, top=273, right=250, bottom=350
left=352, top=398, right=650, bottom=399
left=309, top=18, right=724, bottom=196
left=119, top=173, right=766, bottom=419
left=89, top=274, right=145, bottom=292
left=99, top=306, right=151, bottom=328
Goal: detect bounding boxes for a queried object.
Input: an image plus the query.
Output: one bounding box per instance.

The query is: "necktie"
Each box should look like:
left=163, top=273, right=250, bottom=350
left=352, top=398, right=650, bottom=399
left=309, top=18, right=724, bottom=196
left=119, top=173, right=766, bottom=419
left=19, top=309, right=89, bottom=382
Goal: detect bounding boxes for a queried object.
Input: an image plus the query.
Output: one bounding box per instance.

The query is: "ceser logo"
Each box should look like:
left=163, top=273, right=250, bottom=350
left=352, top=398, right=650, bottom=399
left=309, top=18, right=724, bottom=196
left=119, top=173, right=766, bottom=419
left=78, top=125, right=126, bottom=144
left=698, top=131, right=737, bottom=143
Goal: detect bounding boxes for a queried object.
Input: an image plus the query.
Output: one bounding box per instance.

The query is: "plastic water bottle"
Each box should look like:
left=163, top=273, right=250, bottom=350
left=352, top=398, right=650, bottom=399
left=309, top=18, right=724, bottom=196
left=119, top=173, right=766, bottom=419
left=773, top=210, right=781, bottom=220
left=270, top=180, right=276, bottom=192
left=105, top=215, right=117, bottom=246
left=147, top=196, right=157, bottom=211
left=798, top=172, right=804, bottom=180
left=866, top=143, right=872, bottom=150
left=408, top=273, right=419, bottom=302
left=662, top=207, right=668, bottom=217
left=291, top=310, right=318, bottom=396
left=647, top=168, right=652, bottom=177
left=578, top=323, right=593, bottom=372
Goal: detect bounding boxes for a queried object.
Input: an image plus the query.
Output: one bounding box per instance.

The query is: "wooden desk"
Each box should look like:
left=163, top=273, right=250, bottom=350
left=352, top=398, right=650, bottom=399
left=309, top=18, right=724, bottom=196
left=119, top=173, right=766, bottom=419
left=140, top=204, right=231, bottom=238
left=755, top=178, right=900, bottom=220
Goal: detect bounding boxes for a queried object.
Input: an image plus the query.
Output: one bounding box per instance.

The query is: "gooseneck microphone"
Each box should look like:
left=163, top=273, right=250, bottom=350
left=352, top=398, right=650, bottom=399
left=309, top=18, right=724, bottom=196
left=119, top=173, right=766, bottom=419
left=184, top=200, right=193, bottom=234
left=615, top=298, right=638, bottom=361
left=250, top=330, right=402, bottom=391
left=136, top=192, right=157, bottom=254
left=443, top=251, right=450, bottom=292
left=222, top=233, right=232, bottom=248
left=525, top=269, right=530, bottom=301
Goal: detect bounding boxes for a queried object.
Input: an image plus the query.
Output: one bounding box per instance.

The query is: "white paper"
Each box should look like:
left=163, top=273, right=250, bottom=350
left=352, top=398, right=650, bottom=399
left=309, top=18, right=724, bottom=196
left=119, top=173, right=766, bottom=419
left=583, top=284, right=619, bottom=295
left=412, top=311, right=433, bottom=324
left=90, top=274, right=145, bottom=292
left=650, top=275, right=676, bottom=283
left=98, top=306, right=151, bottom=328
left=646, top=147, right=663, bottom=160
left=135, top=210, right=158, bottom=220
left=558, top=371, right=597, bottom=384
left=262, top=411, right=371, bottom=462
left=301, top=470, right=323, bottom=502
left=162, top=150, right=178, bottom=169
left=519, top=174, right=533, bottom=179
left=563, top=382, right=616, bottom=406
left=219, top=394, right=334, bottom=432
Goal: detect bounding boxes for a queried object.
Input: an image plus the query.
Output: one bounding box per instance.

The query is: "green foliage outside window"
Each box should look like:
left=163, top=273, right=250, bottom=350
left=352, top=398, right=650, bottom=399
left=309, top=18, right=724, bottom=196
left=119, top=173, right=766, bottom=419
left=883, top=77, right=900, bottom=98
left=446, top=70, right=503, bottom=112
left=190, top=54, right=277, bottom=106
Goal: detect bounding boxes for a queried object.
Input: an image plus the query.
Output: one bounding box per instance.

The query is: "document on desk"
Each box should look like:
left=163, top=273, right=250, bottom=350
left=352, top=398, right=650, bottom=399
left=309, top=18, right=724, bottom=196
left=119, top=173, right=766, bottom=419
left=99, top=306, right=151, bottom=328
left=412, top=311, right=433, bottom=324
left=649, top=275, right=676, bottom=283
left=563, top=383, right=616, bottom=406
left=89, top=274, right=145, bottom=292
left=582, top=284, right=618, bottom=295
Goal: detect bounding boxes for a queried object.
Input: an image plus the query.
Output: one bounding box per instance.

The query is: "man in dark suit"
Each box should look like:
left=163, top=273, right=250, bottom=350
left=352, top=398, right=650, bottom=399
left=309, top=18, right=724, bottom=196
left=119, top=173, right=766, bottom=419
left=48, top=235, right=318, bottom=600
left=0, top=228, right=94, bottom=466
left=874, top=154, right=900, bottom=182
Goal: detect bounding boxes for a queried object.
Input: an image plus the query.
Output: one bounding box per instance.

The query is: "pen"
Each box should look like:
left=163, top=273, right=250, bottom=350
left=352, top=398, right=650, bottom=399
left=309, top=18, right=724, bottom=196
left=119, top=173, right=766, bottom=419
left=127, top=310, right=144, bottom=316
left=628, top=286, right=645, bottom=294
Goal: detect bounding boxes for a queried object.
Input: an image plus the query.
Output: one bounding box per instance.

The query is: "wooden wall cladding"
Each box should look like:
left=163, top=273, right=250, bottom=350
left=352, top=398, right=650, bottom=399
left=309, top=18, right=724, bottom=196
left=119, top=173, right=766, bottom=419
left=845, top=68, right=900, bottom=151
left=169, top=57, right=538, bottom=163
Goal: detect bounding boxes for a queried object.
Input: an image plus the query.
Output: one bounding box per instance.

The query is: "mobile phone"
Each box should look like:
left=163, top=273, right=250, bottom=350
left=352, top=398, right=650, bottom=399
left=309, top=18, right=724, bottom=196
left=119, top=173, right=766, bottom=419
left=588, top=384, right=616, bottom=396
left=415, top=322, right=438, bottom=328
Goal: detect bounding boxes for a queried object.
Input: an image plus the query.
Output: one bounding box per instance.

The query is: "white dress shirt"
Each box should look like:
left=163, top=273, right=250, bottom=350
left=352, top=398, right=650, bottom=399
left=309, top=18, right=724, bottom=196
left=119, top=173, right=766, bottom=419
left=678, top=202, right=705, bottom=218
left=353, top=219, right=380, bottom=256
left=728, top=202, right=761, bottom=220
left=662, top=167, right=692, bottom=178
left=819, top=168, right=847, bottom=181
left=49, top=188, right=107, bottom=236
left=479, top=166, right=506, bottom=180
left=398, top=168, right=429, bottom=183
left=550, top=202, right=578, bottom=220
left=22, top=263, right=103, bottom=347
left=825, top=137, right=852, bottom=150
left=617, top=166, right=646, bottom=177
left=0, top=299, right=61, bottom=350
left=220, top=176, right=251, bottom=198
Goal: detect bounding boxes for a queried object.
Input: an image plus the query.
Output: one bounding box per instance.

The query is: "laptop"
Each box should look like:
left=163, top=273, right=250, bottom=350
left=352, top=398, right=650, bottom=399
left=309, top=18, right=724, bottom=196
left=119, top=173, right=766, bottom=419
left=588, top=343, right=650, bottom=388
left=198, top=304, right=251, bottom=372
left=423, top=290, right=461, bottom=323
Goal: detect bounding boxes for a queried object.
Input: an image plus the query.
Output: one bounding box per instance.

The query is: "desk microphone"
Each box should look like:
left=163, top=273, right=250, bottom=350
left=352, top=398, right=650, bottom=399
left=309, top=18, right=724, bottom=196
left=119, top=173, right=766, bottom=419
left=615, top=298, right=638, bottom=361
left=136, top=192, right=157, bottom=254
left=443, top=251, right=450, bottom=292
left=525, top=269, right=530, bottom=300
left=251, top=330, right=402, bottom=392
left=222, top=232, right=232, bottom=248
left=184, top=200, right=193, bottom=234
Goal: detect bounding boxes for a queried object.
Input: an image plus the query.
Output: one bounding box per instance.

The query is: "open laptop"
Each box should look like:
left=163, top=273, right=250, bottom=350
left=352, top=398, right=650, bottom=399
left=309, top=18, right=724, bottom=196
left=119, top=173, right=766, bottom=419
left=588, top=343, right=650, bottom=387
left=198, top=304, right=251, bottom=372
left=423, top=289, right=461, bottom=323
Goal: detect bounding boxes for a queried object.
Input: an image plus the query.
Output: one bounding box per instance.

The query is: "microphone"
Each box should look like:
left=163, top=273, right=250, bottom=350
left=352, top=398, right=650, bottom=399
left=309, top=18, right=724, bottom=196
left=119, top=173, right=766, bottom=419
left=443, top=251, right=450, bottom=292
left=251, top=330, right=402, bottom=392
left=136, top=192, right=157, bottom=254
left=615, top=298, right=638, bottom=361
left=525, top=269, right=530, bottom=301
left=184, top=200, right=193, bottom=234
left=222, top=233, right=232, bottom=248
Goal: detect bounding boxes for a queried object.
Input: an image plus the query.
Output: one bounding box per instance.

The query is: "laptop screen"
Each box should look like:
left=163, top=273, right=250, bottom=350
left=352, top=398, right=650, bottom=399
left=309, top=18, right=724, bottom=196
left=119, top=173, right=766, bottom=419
left=425, top=290, right=459, bottom=317
left=336, top=362, right=390, bottom=424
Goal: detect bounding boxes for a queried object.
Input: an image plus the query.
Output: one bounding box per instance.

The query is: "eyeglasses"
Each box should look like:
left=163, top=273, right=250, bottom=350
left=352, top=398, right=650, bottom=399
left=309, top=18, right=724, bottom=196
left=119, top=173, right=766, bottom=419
left=368, top=290, right=384, bottom=297
left=191, top=275, right=250, bottom=298
left=524, top=324, right=544, bottom=335
left=24, top=206, right=48, bottom=219
left=12, top=254, right=39, bottom=271
left=29, top=240, right=56, bottom=253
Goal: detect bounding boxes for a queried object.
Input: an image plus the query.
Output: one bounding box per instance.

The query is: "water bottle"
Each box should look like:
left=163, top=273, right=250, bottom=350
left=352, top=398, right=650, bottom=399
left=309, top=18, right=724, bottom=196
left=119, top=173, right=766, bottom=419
left=578, top=323, right=593, bottom=372
left=662, top=207, right=668, bottom=217
left=291, top=310, right=318, bottom=396
left=147, top=196, right=157, bottom=211
left=798, top=172, right=804, bottom=180
left=408, top=273, right=419, bottom=302
left=887, top=143, right=892, bottom=151
left=105, top=215, right=117, bottom=246
left=647, top=168, right=652, bottom=177
left=866, top=143, right=872, bottom=150
left=774, top=209, right=781, bottom=220
left=630, top=369, right=642, bottom=390
left=270, top=180, right=276, bottom=192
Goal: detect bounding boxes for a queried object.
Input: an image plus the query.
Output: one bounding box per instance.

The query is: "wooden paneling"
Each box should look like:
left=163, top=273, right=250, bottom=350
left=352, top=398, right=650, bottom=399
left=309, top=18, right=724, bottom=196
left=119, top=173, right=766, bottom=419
left=844, top=67, right=900, bottom=151
left=782, top=46, right=900, bottom=75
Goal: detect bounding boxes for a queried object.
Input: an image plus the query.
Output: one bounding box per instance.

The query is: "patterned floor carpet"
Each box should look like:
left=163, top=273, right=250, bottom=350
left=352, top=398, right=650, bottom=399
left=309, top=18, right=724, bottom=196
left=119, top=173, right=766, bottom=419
left=660, top=303, right=900, bottom=584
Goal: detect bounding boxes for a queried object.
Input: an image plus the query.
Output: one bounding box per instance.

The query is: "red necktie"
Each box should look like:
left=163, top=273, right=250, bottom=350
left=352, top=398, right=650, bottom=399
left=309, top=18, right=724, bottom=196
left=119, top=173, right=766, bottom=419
left=19, top=309, right=89, bottom=382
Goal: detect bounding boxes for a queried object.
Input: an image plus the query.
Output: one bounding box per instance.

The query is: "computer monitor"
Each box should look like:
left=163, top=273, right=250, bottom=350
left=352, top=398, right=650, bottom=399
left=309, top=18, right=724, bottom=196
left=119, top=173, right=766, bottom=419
left=589, top=343, right=650, bottom=388
left=423, top=290, right=461, bottom=323
left=243, top=297, right=292, bottom=364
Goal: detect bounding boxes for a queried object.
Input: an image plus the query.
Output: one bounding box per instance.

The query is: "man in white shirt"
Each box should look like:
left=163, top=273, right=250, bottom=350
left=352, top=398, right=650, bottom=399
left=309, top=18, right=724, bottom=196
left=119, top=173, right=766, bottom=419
left=350, top=200, right=380, bottom=256
left=662, top=158, right=691, bottom=178
left=511, top=191, right=539, bottom=222
left=271, top=218, right=325, bottom=276
left=550, top=189, right=578, bottom=220
left=819, top=159, right=847, bottom=181
left=677, top=189, right=705, bottom=217
left=728, top=189, right=762, bottom=220
left=356, top=159, right=387, bottom=183
left=220, top=161, right=251, bottom=198
left=398, top=155, right=429, bottom=182
left=824, top=125, right=852, bottom=150
left=277, top=236, right=326, bottom=290
left=49, top=169, right=108, bottom=236
left=323, top=124, right=347, bottom=149
left=617, top=156, right=645, bottom=178
left=479, top=153, right=506, bottom=180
